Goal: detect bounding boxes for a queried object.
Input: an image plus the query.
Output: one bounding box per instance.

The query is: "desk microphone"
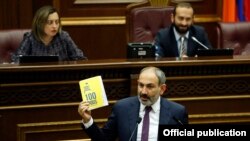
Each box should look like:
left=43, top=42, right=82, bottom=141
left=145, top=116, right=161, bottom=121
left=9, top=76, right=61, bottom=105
left=191, top=36, right=209, bottom=50
left=173, top=116, right=184, bottom=126
left=128, top=117, right=142, bottom=141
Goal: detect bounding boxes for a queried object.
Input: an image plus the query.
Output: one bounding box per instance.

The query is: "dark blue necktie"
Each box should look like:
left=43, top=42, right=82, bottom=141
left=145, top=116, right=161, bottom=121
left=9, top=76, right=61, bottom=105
left=141, top=106, right=152, bottom=141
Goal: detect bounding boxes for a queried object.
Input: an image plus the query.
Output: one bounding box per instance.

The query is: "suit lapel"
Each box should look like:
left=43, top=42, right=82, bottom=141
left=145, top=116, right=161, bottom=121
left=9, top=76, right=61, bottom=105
left=128, top=97, right=140, bottom=141
left=159, top=98, right=172, bottom=125
left=170, top=27, right=179, bottom=56
left=187, top=28, right=196, bottom=56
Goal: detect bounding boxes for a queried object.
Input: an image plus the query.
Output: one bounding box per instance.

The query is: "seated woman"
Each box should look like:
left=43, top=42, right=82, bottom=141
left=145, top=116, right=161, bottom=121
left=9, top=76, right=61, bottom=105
left=12, top=5, right=87, bottom=63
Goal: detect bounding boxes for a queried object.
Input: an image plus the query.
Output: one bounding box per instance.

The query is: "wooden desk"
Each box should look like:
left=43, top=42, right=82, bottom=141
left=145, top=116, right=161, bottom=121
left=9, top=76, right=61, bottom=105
left=1, top=56, right=250, bottom=141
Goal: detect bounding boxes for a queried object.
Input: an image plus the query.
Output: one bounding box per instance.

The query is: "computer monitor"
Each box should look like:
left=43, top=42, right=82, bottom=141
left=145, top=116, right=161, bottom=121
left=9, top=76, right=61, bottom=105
left=127, top=43, right=155, bottom=58
left=18, top=55, right=59, bottom=64
left=197, top=48, right=234, bottom=57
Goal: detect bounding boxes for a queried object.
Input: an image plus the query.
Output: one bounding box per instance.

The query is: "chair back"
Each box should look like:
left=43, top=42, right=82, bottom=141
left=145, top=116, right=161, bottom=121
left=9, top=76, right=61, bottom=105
left=126, top=6, right=174, bottom=42
left=0, top=29, right=30, bottom=63
left=217, top=22, right=250, bottom=55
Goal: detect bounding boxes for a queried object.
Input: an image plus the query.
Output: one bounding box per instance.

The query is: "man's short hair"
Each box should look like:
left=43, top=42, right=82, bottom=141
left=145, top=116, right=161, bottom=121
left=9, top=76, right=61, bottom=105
left=173, top=2, right=194, bottom=16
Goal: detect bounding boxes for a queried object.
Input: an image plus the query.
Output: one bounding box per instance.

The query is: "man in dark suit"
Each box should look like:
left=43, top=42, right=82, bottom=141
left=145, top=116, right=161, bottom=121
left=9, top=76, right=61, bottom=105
left=78, top=66, right=188, bottom=141
left=155, top=2, right=212, bottom=58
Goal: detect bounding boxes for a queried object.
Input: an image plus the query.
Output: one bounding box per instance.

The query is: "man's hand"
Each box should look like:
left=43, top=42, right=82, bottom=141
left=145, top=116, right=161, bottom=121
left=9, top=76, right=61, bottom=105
left=78, top=101, right=92, bottom=123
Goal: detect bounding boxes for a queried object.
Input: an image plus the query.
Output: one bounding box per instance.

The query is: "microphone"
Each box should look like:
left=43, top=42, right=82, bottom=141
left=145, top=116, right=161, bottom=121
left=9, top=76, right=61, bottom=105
left=191, top=36, right=209, bottom=50
left=173, top=116, right=184, bottom=126
left=128, top=117, right=142, bottom=141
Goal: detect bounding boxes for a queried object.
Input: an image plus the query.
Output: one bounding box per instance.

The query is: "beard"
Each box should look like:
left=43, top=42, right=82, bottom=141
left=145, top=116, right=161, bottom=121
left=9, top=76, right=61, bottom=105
left=138, top=93, right=159, bottom=106
left=173, top=22, right=190, bottom=34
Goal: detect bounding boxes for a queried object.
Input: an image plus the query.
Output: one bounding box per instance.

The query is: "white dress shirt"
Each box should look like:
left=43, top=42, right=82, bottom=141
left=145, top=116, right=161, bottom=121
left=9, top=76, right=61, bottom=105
left=136, top=97, right=161, bottom=141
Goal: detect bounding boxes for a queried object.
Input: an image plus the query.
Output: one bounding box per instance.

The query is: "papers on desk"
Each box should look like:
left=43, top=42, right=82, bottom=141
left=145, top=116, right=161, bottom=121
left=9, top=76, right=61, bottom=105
left=79, top=76, right=108, bottom=110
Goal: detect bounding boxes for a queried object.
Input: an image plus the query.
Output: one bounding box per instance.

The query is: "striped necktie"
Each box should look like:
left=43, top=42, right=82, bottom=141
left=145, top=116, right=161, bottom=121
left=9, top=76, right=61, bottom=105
left=179, top=36, right=186, bottom=57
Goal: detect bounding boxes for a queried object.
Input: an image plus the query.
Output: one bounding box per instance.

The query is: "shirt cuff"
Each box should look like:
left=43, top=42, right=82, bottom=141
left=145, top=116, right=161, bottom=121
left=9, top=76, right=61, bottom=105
left=82, top=117, right=93, bottom=129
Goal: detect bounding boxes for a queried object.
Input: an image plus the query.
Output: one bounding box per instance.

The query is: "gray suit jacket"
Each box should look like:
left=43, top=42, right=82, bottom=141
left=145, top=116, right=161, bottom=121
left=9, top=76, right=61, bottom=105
left=83, top=96, right=188, bottom=141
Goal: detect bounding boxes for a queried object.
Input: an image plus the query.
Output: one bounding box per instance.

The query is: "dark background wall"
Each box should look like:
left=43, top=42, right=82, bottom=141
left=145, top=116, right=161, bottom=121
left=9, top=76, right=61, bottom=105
left=0, top=0, right=222, bottom=59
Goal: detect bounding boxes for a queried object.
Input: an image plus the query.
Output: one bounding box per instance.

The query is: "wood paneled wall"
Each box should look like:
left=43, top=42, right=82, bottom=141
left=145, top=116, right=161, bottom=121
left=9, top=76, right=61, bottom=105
left=0, top=0, right=222, bottom=59
left=1, top=57, right=250, bottom=141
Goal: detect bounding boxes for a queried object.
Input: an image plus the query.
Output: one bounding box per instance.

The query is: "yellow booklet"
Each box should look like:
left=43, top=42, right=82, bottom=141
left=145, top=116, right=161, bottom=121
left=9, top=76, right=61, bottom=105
left=79, top=76, right=108, bottom=110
